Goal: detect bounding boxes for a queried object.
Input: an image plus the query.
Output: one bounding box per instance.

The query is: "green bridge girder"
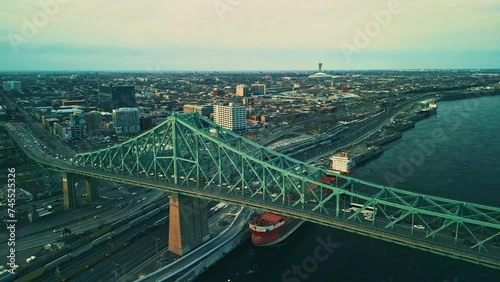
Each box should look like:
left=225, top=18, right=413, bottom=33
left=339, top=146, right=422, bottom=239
left=29, top=160, right=62, bottom=196
left=65, top=112, right=498, bottom=269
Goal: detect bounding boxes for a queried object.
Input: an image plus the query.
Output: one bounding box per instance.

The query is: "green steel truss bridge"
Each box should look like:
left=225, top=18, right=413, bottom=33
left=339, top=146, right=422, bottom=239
left=18, top=113, right=500, bottom=269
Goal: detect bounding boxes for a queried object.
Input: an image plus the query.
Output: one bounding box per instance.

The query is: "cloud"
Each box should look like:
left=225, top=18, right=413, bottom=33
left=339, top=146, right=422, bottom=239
left=0, top=0, right=498, bottom=70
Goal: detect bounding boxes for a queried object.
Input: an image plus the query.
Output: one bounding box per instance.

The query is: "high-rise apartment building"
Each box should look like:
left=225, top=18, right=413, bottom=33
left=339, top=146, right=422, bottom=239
left=112, top=108, right=140, bottom=134
left=3, top=81, right=22, bottom=92
left=213, top=103, right=247, bottom=133
left=69, top=113, right=87, bottom=139
left=250, top=83, right=266, bottom=95
left=84, top=111, right=102, bottom=136
left=236, top=84, right=249, bottom=97
left=99, top=85, right=136, bottom=112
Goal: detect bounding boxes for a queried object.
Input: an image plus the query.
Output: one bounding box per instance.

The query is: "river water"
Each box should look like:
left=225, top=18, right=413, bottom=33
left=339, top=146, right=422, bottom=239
left=197, top=95, right=500, bottom=282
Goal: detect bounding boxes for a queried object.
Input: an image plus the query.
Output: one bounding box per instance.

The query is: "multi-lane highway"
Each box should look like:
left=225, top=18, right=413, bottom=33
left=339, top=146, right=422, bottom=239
left=0, top=93, right=76, bottom=158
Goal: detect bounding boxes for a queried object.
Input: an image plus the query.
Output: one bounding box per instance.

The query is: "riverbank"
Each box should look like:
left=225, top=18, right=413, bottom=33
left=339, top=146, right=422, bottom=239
left=438, top=89, right=499, bottom=101
left=343, top=100, right=437, bottom=166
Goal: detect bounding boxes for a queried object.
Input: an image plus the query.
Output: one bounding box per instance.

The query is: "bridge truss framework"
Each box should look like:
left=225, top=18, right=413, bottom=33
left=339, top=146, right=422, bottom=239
left=62, top=112, right=500, bottom=269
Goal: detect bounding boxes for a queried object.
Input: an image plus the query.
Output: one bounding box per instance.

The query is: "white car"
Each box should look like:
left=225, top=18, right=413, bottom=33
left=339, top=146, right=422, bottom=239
left=414, top=224, right=425, bottom=230
left=96, top=205, right=103, bottom=209
left=26, top=256, right=36, bottom=263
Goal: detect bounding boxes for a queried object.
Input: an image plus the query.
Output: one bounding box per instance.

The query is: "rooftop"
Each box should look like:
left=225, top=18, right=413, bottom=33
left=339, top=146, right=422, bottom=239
left=308, top=72, right=333, bottom=78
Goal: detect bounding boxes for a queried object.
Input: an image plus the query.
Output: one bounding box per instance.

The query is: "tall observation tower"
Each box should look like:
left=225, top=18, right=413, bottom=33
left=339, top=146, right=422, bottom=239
left=308, top=62, right=332, bottom=78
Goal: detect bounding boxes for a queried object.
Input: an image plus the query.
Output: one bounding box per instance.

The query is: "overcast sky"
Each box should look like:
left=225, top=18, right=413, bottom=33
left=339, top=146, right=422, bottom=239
left=1, top=0, right=499, bottom=71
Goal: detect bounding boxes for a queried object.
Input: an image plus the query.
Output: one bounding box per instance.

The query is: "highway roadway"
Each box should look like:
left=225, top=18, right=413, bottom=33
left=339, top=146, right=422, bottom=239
left=0, top=93, right=76, bottom=158
left=138, top=207, right=253, bottom=281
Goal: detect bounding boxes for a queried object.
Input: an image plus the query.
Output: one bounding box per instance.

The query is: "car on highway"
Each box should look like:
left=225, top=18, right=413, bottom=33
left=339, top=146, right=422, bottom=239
left=414, top=224, right=426, bottom=230
left=26, top=256, right=36, bottom=263
left=96, top=205, right=103, bottom=209
left=53, top=229, right=62, bottom=233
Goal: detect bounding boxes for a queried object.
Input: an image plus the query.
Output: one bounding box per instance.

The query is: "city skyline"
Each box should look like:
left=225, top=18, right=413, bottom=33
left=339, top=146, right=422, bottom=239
left=1, top=0, right=499, bottom=71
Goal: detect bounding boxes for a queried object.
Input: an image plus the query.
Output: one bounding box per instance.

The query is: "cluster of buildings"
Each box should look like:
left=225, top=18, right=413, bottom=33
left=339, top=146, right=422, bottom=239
left=25, top=84, right=146, bottom=141
left=1, top=67, right=499, bottom=143
left=236, top=83, right=267, bottom=97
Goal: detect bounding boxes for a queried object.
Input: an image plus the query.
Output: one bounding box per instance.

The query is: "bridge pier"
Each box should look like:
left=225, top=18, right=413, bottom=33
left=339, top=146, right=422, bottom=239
left=168, top=194, right=210, bottom=256
left=62, top=172, right=77, bottom=210
left=84, top=176, right=99, bottom=202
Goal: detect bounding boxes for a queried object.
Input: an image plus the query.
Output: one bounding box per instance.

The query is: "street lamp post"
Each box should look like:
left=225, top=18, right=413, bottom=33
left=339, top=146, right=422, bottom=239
left=157, top=254, right=164, bottom=270
left=112, top=262, right=119, bottom=281
left=153, top=237, right=160, bottom=254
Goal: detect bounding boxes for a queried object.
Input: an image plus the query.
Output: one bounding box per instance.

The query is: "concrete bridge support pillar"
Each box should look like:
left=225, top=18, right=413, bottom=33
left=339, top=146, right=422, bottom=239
left=62, top=172, right=77, bottom=210
left=84, top=176, right=99, bottom=202
left=168, top=194, right=210, bottom=256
